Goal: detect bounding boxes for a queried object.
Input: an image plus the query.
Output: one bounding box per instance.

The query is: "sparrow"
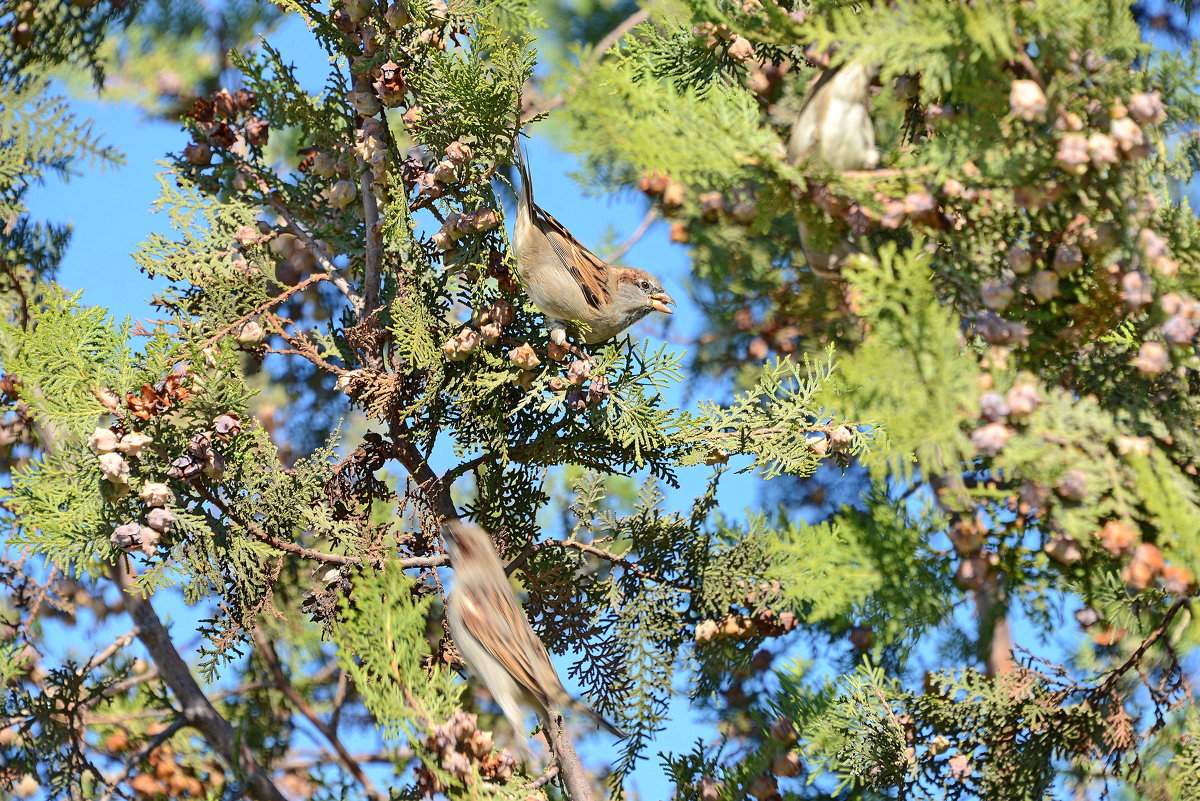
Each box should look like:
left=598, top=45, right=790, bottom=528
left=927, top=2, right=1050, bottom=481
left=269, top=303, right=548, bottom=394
left=512, top=144, right=675, bottom=345
left=442, top=518, right=626, bottom=755
left=787, top=61, right=880, bottom=278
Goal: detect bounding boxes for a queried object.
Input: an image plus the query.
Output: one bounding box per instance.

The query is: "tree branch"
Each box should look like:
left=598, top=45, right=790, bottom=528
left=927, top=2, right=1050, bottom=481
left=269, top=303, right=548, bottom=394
left=523, top=763, right=560, bottom=791
left=112, top=562, right=288, bottom=801
left=98, top=714, right=188, bottom=801
left=251, top=627, right=383, bottom=800
left=230, top=158, right=363, bottom=310
left=539, top=710, right=594, bottom=801
left=359, top=164, right=383, bottom=319
left=522, top=8, right=651, bottom=122
left=81, top=626, right=140, bottom=675
left=194, top=481, right=445, bottom=570
left=390, top=425, right=458, bottom=520
left=202, top=272, right=339, bottom=351
left=1092, top=597, right=1189, bottom=698
left=507, top=539, right=691, bottom=592
left=604, top=206, right=657, bottom=264
left=975, top=575, right=1014, bottom=677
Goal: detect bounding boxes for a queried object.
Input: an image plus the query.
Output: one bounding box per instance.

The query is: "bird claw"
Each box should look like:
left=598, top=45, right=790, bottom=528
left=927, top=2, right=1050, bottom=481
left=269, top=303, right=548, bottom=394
left=546, top=321, right=595, bottom=364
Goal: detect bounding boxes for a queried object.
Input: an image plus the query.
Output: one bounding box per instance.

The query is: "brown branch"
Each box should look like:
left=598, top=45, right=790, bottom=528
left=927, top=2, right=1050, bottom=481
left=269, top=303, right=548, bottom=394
left=86, top=682, right=276, bottom=723
left=230, top=158, right=363, bottom=310
left=975, top=575, right=1014, bottom=677
left=263, top=314, right=349, bottom=376
left=1093, top=598, right=1189, bottom=698
left=330, top=669, right=349, bottom=733
left=251, top=627, right=383, bottom=800
left=862, top=668, right=907, bottom=737
left=81, top=626, right=140, bottom=675
left=202, top=273, right=336, bottom=350
left=508, top=539, right=691, bottom=592
left=195, top=484, right=362, bottom=567
left=442, top=453, right=490, bottom=485
left=391, top=426, right=458, bottom=520
left=703, top=423, right=855, bottom=440
left=97, top=668, right=160, bottom=701
left=98, top=714, right=188, bottom=801
left=359, top=165, right=383, bottom=319
left=523, top=763, right=560, bottom=791
left=20, top=563, right=58, bottom=638
left=112, top=562, right=287, bottom=801
left=521, top=8, right=651, bottom=122
left=591, top=9, right=650, bottom=64
left=1008, top=25, right=1046, bottom=87
left=275, top=752, right=407, bottom=771
left=539, top=710, right=594, bottom=801
left=0, top=258, right=30, bottom=329
left=839, top=166, right=933, bottom=180
left=604, top=206, right=657, bottom=264
left=193, top=483, right=445, bottom=570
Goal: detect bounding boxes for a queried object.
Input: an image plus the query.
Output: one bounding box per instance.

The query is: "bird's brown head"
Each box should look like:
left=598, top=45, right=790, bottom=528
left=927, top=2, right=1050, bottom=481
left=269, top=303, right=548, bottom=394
left=613, top=266, right=675, bottom=320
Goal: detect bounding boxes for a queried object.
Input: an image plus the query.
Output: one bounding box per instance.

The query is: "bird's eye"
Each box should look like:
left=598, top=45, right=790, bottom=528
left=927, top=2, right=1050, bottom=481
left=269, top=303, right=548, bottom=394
left=639, top=280, right=651, bottom=291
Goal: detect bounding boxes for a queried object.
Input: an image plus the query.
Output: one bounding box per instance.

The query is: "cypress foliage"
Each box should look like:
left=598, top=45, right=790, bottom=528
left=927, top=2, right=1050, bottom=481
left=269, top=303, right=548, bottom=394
left=1, top=1, right=1198, bottom=799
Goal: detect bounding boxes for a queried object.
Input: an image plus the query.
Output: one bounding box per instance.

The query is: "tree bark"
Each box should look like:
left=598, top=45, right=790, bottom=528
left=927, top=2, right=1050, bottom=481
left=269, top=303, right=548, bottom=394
left=113, top=563, right=288, bottom=801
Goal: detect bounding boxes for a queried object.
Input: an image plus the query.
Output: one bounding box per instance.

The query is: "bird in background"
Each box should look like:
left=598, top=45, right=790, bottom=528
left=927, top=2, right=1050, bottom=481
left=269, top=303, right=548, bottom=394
left=441, top=518, right=626, bottom=758
left=787, top=61, right=880, bottom=278
left=511, top=140, right=675, bottom=345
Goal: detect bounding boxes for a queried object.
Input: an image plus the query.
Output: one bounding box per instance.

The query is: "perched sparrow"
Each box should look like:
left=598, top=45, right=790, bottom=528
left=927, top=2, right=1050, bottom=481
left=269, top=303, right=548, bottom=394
left=513, top=146, right=675, bottom=344
left=787, top=62, right=880, bottom=278
left=442, top=519, right=626, bottom=754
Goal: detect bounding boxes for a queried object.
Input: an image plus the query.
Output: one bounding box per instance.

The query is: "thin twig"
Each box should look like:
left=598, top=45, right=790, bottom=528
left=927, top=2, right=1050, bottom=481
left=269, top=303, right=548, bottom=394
left=87, top=682, right=276, bottom=723
left=20, top=563, right=58, bottom=637
left=604, top=206, right=657, bottom=264
left=81, top=627, right=140, bottom=675
left=98, top=715, right=188, bottom=801
left=1008, top=27, right=1046, bottom=87
left=231, top=158, right=363, bottom=309
left=507, top=539, right=691, bottom=592
left=330, top=670, right=349, bottom=734
left=98, top=668, right=159, bottom=701
left=839, top=166, right=933, bottom=180
left=1093, top=598, right=1189, bottom=698
left=263, top=314, right=349, bottom=376
left=275, top=752, right=408, bottom=771
left=194, top=482, right=444, bottom=570
left=202, top=273, right=336, bottom=350
left=862, top=669, right=907, bottom=737
left=523, top=763, right=560, bottom=791
left=251, top=628, right=383, bottom=800
left=522, top=9, right=651, bottom=122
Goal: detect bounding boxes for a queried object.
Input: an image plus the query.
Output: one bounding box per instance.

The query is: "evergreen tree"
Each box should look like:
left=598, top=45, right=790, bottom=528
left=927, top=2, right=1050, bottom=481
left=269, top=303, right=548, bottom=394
left=2, top=1, right=1199, bottom=800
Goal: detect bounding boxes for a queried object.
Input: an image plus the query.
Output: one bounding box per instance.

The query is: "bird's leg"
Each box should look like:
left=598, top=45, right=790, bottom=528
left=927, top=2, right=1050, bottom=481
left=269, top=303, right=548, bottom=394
left=547, top=320, right=596, bottom=365
left=561, top=342, right=595, bottom=365
left=548, top=321, right=568, bottom=346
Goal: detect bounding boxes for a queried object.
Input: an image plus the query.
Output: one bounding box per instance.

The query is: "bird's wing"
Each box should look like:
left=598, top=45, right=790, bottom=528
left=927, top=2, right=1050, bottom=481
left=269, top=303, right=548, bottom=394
left=530, top=204, right=610, bottom=310
left=456, top=582, right=561, bottom=710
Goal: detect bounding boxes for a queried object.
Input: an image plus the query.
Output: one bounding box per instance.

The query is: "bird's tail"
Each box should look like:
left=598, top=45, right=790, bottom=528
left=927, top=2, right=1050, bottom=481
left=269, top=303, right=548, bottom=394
left=569, top=697, right=627, bottom=739
left=511, top=94, right=534, bottom=215
left=514, top=136, right=534, bottom=216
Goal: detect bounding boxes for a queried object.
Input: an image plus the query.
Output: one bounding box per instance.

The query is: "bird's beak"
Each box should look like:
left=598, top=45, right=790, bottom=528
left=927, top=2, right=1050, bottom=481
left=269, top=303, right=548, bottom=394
left=650, top=292, right=675, bottom=315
